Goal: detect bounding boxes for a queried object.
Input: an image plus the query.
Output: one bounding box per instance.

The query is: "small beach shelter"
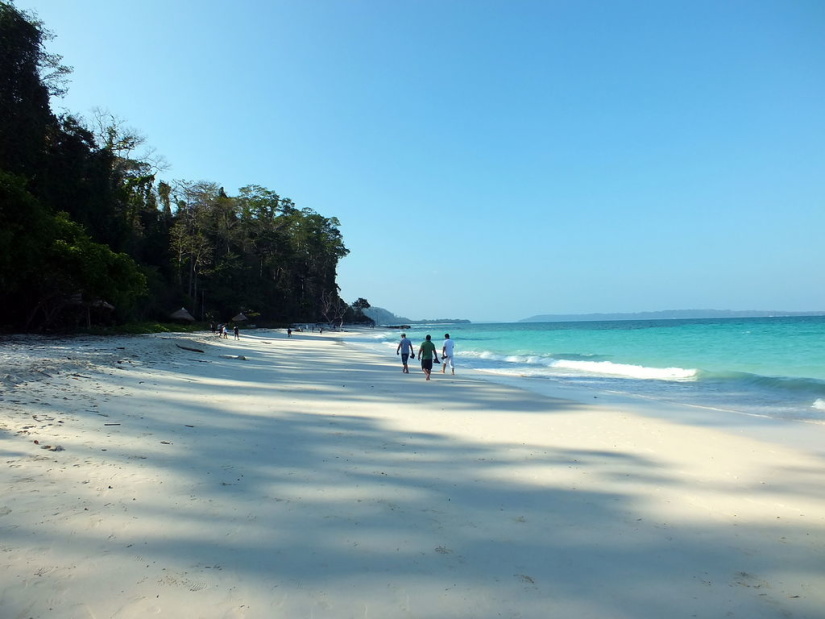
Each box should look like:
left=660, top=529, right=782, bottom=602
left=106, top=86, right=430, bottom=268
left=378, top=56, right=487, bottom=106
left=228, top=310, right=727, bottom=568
left=232, top=312, right=248, bottom=322
left=170, top=307, right=195, bottom=321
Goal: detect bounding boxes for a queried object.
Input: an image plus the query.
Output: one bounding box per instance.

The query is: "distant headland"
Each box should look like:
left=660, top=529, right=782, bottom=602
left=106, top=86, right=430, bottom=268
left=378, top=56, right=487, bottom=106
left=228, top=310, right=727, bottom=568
left=519, top=309, right=825, bottom=323
left=363, top=307, right=470, bottom=326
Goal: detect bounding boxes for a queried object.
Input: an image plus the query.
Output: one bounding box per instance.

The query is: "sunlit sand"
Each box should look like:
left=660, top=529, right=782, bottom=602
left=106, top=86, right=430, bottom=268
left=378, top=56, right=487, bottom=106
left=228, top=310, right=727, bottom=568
left=1, top=331, right=823, bottom=618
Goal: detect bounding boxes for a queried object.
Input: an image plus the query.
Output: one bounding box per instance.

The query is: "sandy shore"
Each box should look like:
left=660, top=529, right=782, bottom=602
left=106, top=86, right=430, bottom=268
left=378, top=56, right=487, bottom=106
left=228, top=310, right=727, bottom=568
left=1, top=330, right=823, bottom=619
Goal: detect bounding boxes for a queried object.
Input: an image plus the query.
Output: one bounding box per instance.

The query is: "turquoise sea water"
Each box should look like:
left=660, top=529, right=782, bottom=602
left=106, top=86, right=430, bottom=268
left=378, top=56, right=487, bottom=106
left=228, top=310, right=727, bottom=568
left=351, top=316, right=825, bottom=423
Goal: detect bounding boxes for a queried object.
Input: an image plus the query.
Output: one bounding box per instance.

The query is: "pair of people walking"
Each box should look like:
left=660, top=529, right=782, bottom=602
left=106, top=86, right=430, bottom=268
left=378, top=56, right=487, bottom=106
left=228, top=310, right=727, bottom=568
left=397, top=333, right=455, bottom=380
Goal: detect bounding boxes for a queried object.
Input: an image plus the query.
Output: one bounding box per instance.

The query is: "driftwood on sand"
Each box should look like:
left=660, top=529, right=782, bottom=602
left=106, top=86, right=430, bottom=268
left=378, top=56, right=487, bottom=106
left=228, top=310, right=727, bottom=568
left=175, top=343, right=204, bottom=353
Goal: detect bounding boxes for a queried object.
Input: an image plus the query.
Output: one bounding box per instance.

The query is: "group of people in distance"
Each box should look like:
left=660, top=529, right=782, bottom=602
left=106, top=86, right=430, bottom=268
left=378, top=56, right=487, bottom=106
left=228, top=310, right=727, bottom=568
left=396, top=333, right=455, bottom=381
left=211, top=323, right=240, bottom=340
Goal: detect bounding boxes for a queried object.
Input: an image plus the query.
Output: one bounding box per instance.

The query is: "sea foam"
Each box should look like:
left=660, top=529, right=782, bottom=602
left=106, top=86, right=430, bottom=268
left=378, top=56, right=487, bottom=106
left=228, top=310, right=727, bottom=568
left=459, top=350, right=696, bottom=381
left=551, top=359, right=697, bottom=381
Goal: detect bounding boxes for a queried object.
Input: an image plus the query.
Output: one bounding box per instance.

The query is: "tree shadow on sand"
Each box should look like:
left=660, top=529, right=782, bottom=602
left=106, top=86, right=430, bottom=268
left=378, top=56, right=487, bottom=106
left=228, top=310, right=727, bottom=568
left=2, top=334, right=824, bottom=618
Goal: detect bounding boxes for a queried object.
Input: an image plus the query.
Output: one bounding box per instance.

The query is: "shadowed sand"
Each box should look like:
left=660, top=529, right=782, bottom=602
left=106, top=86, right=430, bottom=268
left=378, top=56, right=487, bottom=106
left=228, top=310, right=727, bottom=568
left=1, top=330, right=823, bottom=618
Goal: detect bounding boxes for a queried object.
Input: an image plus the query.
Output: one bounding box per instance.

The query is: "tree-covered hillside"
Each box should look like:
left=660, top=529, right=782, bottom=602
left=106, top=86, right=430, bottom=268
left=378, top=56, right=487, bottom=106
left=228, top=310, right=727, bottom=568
left=0, top=2, right=351, bottom=331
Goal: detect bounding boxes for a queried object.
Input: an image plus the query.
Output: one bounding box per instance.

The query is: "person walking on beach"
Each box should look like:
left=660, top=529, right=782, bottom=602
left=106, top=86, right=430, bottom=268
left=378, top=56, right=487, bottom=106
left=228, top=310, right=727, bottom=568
left=441, top=333, right=455, bottom=375
left=234, top=325, right=240, bottom=340
left=396, top=333, right=415, bottom=373
left=417, top=334, right=439, bottom=381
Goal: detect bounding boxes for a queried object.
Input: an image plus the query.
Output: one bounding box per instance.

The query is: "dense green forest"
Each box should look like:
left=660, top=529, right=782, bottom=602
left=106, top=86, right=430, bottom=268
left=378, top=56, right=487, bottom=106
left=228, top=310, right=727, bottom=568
left=0, top=2, right=366, bottom=332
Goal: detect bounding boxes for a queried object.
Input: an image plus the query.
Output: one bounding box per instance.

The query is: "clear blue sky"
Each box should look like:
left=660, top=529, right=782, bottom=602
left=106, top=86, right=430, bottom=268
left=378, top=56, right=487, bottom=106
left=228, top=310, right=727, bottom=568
left=14, top=0, right=825, bottom=322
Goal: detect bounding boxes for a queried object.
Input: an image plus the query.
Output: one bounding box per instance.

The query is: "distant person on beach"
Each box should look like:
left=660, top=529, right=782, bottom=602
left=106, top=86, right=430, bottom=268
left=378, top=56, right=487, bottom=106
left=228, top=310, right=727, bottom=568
left=417, top=334, right=439, bottom=381
left=396, top=333, right=415, bottom=373
left=234, top=325, right=240, bottom=340
left=287, top=328, right=292, bottom=337
left=441, top=333, right=455, bottom=375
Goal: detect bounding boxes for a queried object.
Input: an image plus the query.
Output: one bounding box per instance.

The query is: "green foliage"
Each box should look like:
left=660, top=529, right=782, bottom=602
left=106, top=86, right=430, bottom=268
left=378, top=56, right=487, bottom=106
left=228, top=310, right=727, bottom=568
left=346, top=297, right=374, bottom=325
left=0, top=170, right=53, bottom=323
left=47, top=212, right=147, bottom=307
left=0, top=2, right=55, bottom=175
left=0, top=3, right=353, bottom=332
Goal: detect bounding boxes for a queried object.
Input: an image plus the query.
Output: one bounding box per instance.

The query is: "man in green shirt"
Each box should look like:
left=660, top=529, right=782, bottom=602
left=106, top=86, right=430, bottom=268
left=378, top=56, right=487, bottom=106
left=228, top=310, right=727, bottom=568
left=417, top=334, right=439, bottom=381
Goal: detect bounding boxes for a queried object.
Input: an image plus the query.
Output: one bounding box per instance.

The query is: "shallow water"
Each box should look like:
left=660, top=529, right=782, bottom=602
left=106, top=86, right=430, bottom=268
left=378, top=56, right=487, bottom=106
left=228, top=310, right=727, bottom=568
left=350, top=316, right=825, bottom=423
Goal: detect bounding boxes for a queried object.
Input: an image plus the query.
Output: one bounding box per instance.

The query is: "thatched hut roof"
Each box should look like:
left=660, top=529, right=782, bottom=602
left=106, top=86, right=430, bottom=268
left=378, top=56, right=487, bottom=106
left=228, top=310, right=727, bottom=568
left=170, top=307, right=195, bottom=321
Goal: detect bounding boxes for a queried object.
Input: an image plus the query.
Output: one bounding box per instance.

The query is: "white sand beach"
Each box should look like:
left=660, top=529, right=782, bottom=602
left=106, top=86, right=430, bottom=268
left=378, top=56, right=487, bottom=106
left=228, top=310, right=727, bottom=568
left=1, top=330, right=823, bottom=619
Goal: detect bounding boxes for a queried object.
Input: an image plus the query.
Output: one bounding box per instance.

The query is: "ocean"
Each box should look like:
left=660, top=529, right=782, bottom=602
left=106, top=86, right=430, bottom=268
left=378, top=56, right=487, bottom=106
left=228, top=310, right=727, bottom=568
left=348, top=316, right=825, bottom=424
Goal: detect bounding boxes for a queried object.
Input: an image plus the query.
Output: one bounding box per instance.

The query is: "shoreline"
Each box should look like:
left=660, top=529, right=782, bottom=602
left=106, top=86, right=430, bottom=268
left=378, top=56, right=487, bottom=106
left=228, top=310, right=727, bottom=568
left=349, top=319, right=825, bottom=427
left=2, top=330, right=824, bottom=618
left=466, top=368, right=825, bottom=458
left=347, top=328, right=825, bottom=452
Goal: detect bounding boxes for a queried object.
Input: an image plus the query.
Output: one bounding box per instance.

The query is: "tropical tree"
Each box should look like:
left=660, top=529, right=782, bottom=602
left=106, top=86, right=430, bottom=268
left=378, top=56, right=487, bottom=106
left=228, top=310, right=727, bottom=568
left=26, top=212, right=147, bottom=329
left=346, top=297, right=374, bottom=324
left=1, top=2, right=354, bottom=330
left=320, top=290, right=348, bottom=328
left=0, top=1, right=62, bottom=176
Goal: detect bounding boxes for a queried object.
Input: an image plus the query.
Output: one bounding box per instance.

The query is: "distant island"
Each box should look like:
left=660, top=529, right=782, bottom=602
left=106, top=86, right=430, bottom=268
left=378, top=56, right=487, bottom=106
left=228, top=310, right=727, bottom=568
left=520, top=309, right=825, bottom=323
left=364, top=307, right=470, bottom=326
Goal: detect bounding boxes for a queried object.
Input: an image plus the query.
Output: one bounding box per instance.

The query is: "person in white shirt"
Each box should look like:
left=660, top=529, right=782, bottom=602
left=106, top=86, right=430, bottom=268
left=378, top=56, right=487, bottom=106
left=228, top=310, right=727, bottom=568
left=441, top=333, right=455, bottom=375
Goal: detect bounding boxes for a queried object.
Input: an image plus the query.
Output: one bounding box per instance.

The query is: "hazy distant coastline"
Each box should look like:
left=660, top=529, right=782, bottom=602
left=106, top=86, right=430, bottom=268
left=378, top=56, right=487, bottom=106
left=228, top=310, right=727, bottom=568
left=363, top=307, right=470, bottom=326
left=366, top=306, right=825, bottom=326
left=520, top=309, right=825, bottom=323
